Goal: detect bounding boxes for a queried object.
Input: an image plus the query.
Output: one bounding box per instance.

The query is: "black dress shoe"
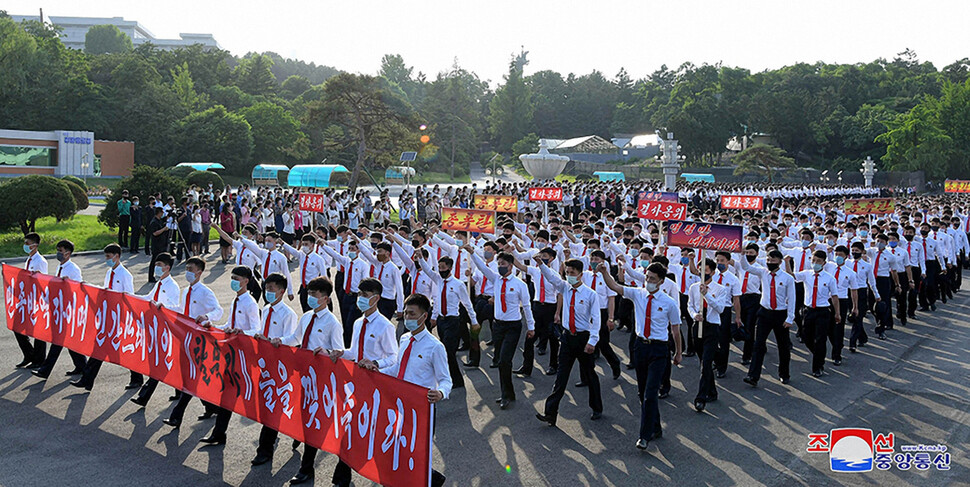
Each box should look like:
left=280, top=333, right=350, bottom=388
left=162, top=418, right=181, bottom=428
left=198, top=412, right=215, bottom=420
left=26, top=362, right=43, bottom=369
left=716, top=371, right=726, bottom=379
left=625, top=362, right=636, bottom=370
left=462, top=361, right=479, bottom=368
left=877, top=333, right=887, bottom=340
left=918, top=307, right=929, bottom=312
left=741, top=359, right=751, bottom=366
left=636, top=438, right=649, bottom=450
left=833, top=359, right=842, bottom=366
left=31, top=369, right=49, bottom=380
left=484, top=340, right=494, bottom=346
left=488, top=362, right=499, bottom=369
left=743, top=376, right=758, bottom=387
left=199, top=435, right=227, bottom=445
left=15, top=359, right=32, bottom=368
left=545, top=367, right=557, bottom=376
left=535, top=413, right=557, bottom=427
left=250, top=453, right=272, bottom=466
left=612, top=368, right=621, bottom=380
left=649, top=431, right=663, bottom=441
left=292, top=439, right=301, bottom=450
left=69, top=380, right=91, bottom=391
left=812, top=370, right=823, bottom=378
left=65, top=368, right=83, bottom=376
left=512, top=367, right=531, bottom=377
left=658, top=391, right=670, bottom=399
left=590, top=411, right=603, bottom=420
left=574, top=381, right=588, bottom=388
left=536, top=348, right=546, bottom=356
left=125, top=381, right=143, bottom=390
left=693, top=400, right=706, bottom=412
left=499, top=398, right=513, bottom=410
left=452, top=382, right=465, bottom=389
left=130, top=396, right=149, bottom=407
left=780, top=377, right=790, bottom=385
left=849, top=347, right=857, bottom=353
left=169, top=394, right=181, bottom=401
left=289, top=471, right=314, bottom=485
left=683, top=351, right=695, bottom=358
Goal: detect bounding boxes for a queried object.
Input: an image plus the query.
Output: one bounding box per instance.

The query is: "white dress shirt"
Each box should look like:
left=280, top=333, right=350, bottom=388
left=824, top=262, right=857, bottom=299
left=258, top=301, right=300, bottom=339
left=344, top=310, right=399, bottom=369
left=470, top=253, right=535, bottom=330
left=623, top=285, right=681, bottom=340
left=539, top=265, right=600, bottom=347
left=25, top=252, right=48, bottom=274
left=381, top=328, right=453, bottom=399
left=180, top=282, right=224, bottom=322
left=283, top=243, right=328, bottom=288
left=526, top=266, right=559, bottom=304
left=282, top=308, right=343, bottom=349
left=425, top=267, right=478, bottom=324
left=141, top=275, right=180, bottom=309
left=242, top=238, right=294, bottom=296
left=582, top=268, right=616, bottom=309
left=54, top=259, right=82, bottom=281
left=232, top=239, right=262, bottom=269
left=739, top=259, right=796, bottom=324
left=794, top=270, right=839, bottom=308
left=104, top=264, right=134, bottom=293
left=221, top=292, right=261, bottom=335
left=688, top=281, right=730, bottom=327
left=322, top=245, right=367, bottom=294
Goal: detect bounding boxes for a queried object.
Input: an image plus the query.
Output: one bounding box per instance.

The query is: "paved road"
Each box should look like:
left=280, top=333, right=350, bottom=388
left=1, top=251, right=968, bottom=486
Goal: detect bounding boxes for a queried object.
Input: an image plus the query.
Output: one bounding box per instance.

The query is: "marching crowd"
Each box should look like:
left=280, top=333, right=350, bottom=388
left=13, top=177, right=970, bottom=486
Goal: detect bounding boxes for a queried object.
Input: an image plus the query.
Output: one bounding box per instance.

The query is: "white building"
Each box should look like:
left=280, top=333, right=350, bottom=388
left=9, top=15, right=221, bottom=51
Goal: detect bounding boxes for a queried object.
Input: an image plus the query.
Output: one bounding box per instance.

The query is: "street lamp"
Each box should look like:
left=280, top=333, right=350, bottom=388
left=860, top=156, right=877, bottom=188
left=655, top=132, right=680, bottom=192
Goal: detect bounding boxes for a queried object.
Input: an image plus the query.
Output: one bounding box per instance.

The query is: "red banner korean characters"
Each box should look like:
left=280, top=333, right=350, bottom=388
left=720, top=195, right=764, bottom=211
left=944, top=180, right=970, bottom=193
left=844, top=198, right=895, bottom=215
left=473, top=194, right=517, bottom=213
left=299, top=193, right=326, bottom=213
left=665, top=221, right=744, bottom=252
left=528, top=187, right=563, bottom=201
left=637, top=200, right=687, bottom=221
left=440, top=207, right=497, bottom=234
left=1, top=265, right=434, bottom=487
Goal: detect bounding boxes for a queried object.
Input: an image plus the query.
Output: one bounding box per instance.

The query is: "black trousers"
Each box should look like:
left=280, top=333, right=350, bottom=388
left=436, top=316, right=465, bottom=388
left=802, top=307, right=831, bottom=373
left=339, top=292, right=361, bottom=348
left=680, top=294, right=694, bottom=354
left=169, top=392, right=216, bottom=422
left=129, top=225, right=141, bottom=252
left=595, top=308, right=621, bottom=375
left=714, top=307, right=733, bottom=374
left=377, top=297, right=396, bottom=320
left=896, top=273, right=911, bottom=323
left=15, top=332, right=45, bottom=365
left=739, top=294, right=760, bottom=362
left=298, top=285, right=312, bottom=313
left=543, top=330, right=601, bottom=418
left=334, top=269, right=346, bottom=302
left=635, top=339, right=668, bottom=441
left=78, top=359, right=142, bottom=388
left=909, top=272, right=921, bottom=315
left=257, top=425, right=280, bottom=457
left=849, top=291, right=870, bottom=347
left=469, top=295, right=493, bottom=365
left=794, top=283, right=805, bottom=336
left=492, top=319, right=522, bottom=401
left=831, top=298, right=850, bottom=361
left=747, top=308, right=791, bottom=381
left=920, top=261, right=940, bottom=307
left=874, top=276, right=893, bottom=334
left=521, top=302, right=559, bottom=373
left=118, top=215, right=130, bottom=247
left=693, top=321, right=718, bottom=402
left=37, top=344, right=86, bottom=375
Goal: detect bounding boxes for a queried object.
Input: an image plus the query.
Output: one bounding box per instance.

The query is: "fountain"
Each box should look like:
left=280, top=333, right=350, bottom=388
left=519, top=139, right=570, bottom=180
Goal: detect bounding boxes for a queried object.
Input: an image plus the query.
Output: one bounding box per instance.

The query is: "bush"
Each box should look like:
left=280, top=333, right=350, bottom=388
left=61, top=175, right=88, bottom=192
left=99, top=165, right=186, bottom=228
left=166, top=165, right=195, bottom=179
left=186, top=170, right=225, bottom=190
left=63, top=180, right=90, bottom=211
left=0, top=175, right=77, bottom=235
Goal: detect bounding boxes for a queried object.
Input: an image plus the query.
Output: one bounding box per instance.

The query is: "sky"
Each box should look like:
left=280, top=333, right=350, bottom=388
left=7, top=0, right=970, bottom=84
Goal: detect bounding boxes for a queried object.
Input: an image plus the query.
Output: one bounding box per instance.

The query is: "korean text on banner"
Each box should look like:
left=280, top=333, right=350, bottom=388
left=440, top=208, right=497, bottom=234
left=637, top=200, right=688, bottom=221
left=844, top=198, right=895, bottom=215
left=637, top=191, right=680, bottom=202
left=473, top=194, right=517, bottom=213
left=665, top=221, right=744, bottom=252
left=720, top=195, right=764, bottom=210
left=527, top=187, right=563, bottom=202
left=299, top=193, right=326, bottom=213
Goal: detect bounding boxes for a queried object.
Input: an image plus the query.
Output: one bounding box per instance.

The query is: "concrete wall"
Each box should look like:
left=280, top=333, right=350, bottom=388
left=94, top=140, right=134, bottom=177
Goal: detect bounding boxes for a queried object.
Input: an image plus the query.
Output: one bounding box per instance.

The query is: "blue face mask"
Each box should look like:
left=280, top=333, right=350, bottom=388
left=813, top=263, right=824, bottom=272
left=801, top=240, right=811, bottom=248
left=859, top=230, right=869, bottom=238
left=23, top=244, right=31, bottom=254
left=836, top=256, right=845, bottom=265
left=484, top=251, right=494, bottom=260
left=681, top=257, right=689, bottom=265
left=566, top=275, right=580, bottom=286
left=590, top=261, right=599, bottom=271
left=230, top=279, right=242, bottom=292
left=308, top=295, right=320, bottom=309
left=717, top=263, right=727, bottom=272
left=185, top=271, right=196, bottom=283
left=404, top=318, right=421, bottom=331
left=154, top=265, right=164, bottom=277
left=265, top=291, right=277, bottom=302
left=356, top=295, right=372, bottom=311
left=348, top=251, right=357, bottom=260
left=640, top=259, right=650, bottom=268
left=889, top=241, right=898, bottom=248
left=105, top=258, right=114, bottom=267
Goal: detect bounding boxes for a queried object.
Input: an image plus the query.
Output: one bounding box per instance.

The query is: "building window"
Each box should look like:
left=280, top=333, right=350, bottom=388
left=94, top=154, right=102, bottom=176
left=0, top=146, right=58, bottom=166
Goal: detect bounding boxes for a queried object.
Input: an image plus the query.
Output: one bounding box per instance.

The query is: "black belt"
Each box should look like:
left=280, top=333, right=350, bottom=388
left=637, top=337, right=667, bottom=344
left=562, top=329, right=591, bottom=336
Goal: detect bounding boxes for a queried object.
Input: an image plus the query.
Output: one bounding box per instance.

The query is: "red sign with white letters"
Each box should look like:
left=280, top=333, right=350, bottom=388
left=720, top=195, right=764, bottom=210
left=528, top=187, right=563, bottom=201
left=299, top=193, right=326, bottom=213
left=2, top=265, right=433, bottom=487
left=637, top=200, right=688, bottom=221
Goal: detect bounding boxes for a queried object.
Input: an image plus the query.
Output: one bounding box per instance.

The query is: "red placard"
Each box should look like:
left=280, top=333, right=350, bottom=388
left=440, top=207, right=497, bottom=234
left=944, top=180, right=970, bottom=193
left=528, top=187, right=563, bottom=201
left=299, top=193, right=326, bottom=213
left=637, top=200, right=688, bottom=221
left=720, top=195, right=764, bottom=210
left=844, top=198, right=895, bottom=215
left=2, top=265, right=433, bottom=487
left=473, top=194, right=517, bottom=213
left=665, top=221, right=744, bottom=252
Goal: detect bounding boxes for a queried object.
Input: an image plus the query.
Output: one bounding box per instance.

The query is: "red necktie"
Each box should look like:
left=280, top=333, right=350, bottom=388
left=718, top=274, right=724, bottom=285
left=568, top=289, right=577, bottom=334
left=907, top=242, right=912, bottom=258
left=412, top=270, right=420, bottom=294
left=340, top=242, right=345, bottom=272
left=345, top=261, right=354, bottom=294
left=681, top=268, right=687, bottom=294
left=875, top=250, right=882, bottom=276
left=437, top=247, right=441, bottom=260
left=480, top=276, right=487, bottom=295
left=301, top=257, right=309, bottom=286
left=769, top=273, right=777, bottom=309
left=500, top=278, right=508, bottom=312
left=262, top=306, right=274, bottom=336
left=370, top=265, right=375, bottom=277
left=238, top=246, right=246, bottom=265
left=57, top=266, right=63, bottom=277
left=230, top=296, right=239, bottom=327
left=799, top=250, right=807, bottom=272
left=854, top=261, right=859, bottom=272
left=835, top=266, right=841, bottom=282
left=591, top=275, right=597, bottom=290
left=357, top=317, right=369, bottom=362
left=643, top=294, right=653, bottom=338
left=923, top=241, right=928, bottom=259
left=396, top=336, right=416, bottom=379
left=264, top=252, right=272, bottom=275
left=811, top=273, right=819, bottom=307
left=184, top=285, right=193, bottom=315
left=441, top=282, right=449, bottom=315
left=741, top=272, right=750, bottom=293
left=153, top=282, right=162, bottom=301
left=108, top=269, right=115, bottom=290
left=454, top=254, right=461, bottom=278
left=539, top=274, right=545, bottom=302
left=378, top=264, right=385, bottom=280
left=300, top=314, right=317, bottom=349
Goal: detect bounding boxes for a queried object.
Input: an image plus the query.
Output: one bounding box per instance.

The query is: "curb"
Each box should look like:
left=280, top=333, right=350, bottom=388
left=0, top=240, right=223, bottom=264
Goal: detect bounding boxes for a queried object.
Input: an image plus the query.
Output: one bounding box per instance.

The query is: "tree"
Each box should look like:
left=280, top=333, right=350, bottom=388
left=171, top=61, right=201, bottom=110
left=421, top=61, right=485, bottom=178
left=186, top=170, right=225, bottom=190
left=511, top=133, right=539, bottom=159
left=63, top=180, right=89, bottom=211
left=238, top=102, right=307, bottom=162
left=305, top=73, right=415, bottom=191
left=172, top=105, right=254, bottom=174
left=732, top=144, right=797, bottom=183
left=281, top=74, right=311, bottom=99
left=488, top=59, right=534, bottom=153
left=84, top=24, right=132, bottom=55
left=0, top=175, right=76, bottom=235
left=99, top=166, right=186, bottom=228
left=235, top=53, right=277, bottom=96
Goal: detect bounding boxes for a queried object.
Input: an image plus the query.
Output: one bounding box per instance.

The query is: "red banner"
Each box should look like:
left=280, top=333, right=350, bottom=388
left=2, top=265, right=433, bottom=487
left=440, top=207, right=496, bottom=234
left=528, top=187, right=563, bottom=201
left=944, top=180, right=970, bottom=193
left=720, top=195, right=764, bottom=210
left=844, top=198, right=895, bottom=215
left=299, top=193, right=326, bottom=213
left=473, top=194, right=517, bottom=213
left=637, top=200, right=688, bottom=221
left=665, top=221, right=744, bottom=252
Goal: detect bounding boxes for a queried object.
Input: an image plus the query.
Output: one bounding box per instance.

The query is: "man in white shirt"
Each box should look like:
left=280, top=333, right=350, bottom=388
left=130, top=252, right=181, bottom=405
left=510, top=247, right=560, bottom=377
left=600, top=261, right=682, bottom=450
left=357, top=240, right=405, bottom=320
left=687, top=258, right=730, bottom=411
left=319, top=237, right=368, bottom=345
left=71, top=244, right=138, bottom=391
left=420, top=255, right=478, bottom=389
left=534, top=258, right=603, bottom=426
left=241, top=231, right=295, bottom=303
left=793, top=250, right=841, bottom=377
left=18, top=232, right=48, bottom=368
left=467, top=247, right=535, bottom=410
left=33, top=239, right=87, bottom=379
left=282, top=234, right=327, bottom=312
left=739, top=249, right=796, bottom=387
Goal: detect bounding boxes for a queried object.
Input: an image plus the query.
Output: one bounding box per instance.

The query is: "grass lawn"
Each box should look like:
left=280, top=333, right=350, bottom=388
left=0, top=215, right=116, bottom=259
